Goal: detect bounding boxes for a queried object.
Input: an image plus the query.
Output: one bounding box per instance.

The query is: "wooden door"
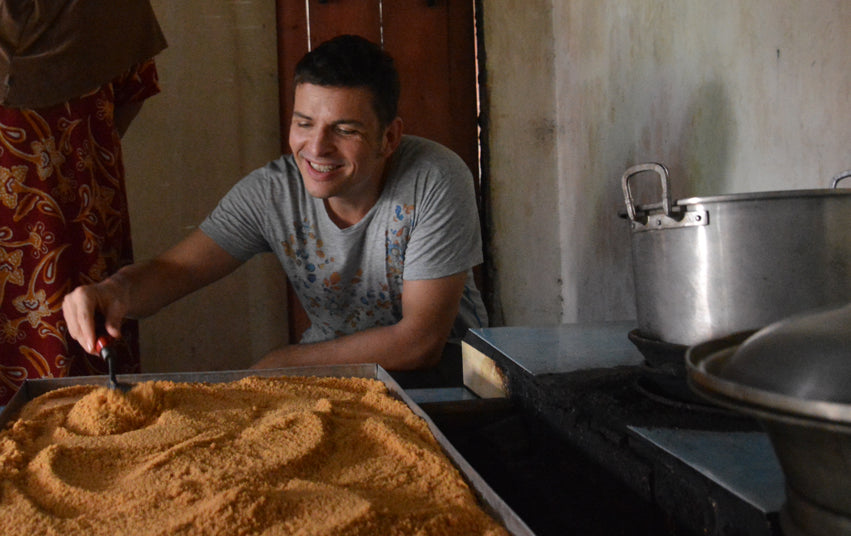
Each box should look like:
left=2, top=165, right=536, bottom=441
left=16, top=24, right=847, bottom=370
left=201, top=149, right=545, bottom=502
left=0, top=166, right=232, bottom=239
left=276, top=0, right=480, bottom=342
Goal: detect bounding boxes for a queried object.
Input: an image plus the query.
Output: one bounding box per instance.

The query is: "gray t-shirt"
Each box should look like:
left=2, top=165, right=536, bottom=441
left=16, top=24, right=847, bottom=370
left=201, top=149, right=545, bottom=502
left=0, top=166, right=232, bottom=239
left=200, top=135, right=488, bottom=344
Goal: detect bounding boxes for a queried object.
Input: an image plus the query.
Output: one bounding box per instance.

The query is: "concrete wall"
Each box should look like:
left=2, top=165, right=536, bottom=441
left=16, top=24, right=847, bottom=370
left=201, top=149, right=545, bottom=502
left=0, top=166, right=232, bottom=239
left=483, top=0, right=851, bottom=327
left=122, top=1, right=286, bottom=372
left=481, top=0, right=561, bottom=325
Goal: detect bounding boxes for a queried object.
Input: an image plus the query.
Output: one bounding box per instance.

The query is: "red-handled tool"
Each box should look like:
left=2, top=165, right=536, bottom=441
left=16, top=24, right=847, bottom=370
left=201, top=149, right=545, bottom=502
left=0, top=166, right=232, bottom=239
left=95, top=336, right=130, bottom=392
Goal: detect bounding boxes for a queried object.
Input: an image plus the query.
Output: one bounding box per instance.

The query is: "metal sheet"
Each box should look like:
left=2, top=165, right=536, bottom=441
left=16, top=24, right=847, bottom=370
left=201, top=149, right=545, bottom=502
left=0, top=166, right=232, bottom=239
left=466, top=321, right=643, bottom=376
left=0, top=365, right=534, bottom=536
left=629, top=426, right=786, bottom=514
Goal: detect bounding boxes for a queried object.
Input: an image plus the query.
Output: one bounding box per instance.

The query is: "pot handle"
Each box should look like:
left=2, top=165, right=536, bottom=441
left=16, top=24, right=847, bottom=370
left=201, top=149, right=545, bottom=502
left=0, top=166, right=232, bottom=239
left=831, top=170, right=851, bottom=189
left=621, top=162, right=672, bottom=222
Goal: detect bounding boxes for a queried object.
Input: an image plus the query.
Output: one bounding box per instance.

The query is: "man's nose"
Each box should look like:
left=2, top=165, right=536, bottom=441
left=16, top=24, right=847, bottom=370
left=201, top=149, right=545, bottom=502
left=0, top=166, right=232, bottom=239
left=306, top=127, right=333, bottom=154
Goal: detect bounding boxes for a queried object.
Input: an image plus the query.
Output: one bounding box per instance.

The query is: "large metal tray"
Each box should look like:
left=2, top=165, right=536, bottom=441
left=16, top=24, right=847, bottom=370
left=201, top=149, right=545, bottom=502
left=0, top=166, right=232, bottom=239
left=0, top=364, right=534, bottom=535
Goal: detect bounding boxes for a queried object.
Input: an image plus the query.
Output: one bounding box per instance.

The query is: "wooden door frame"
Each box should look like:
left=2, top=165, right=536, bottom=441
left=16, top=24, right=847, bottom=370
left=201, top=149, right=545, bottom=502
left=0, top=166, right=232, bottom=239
left=274, top=0, right=495, bottom=341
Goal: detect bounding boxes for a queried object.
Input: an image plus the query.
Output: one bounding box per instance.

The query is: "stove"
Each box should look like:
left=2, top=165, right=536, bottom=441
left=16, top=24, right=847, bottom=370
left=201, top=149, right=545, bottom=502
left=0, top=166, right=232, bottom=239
left=454, top=322, right=785, bottom=536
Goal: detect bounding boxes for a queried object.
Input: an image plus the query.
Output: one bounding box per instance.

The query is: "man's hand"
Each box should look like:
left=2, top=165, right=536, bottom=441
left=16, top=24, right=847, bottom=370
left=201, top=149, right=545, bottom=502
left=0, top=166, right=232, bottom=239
left=63, top=274, right=131, bottom=355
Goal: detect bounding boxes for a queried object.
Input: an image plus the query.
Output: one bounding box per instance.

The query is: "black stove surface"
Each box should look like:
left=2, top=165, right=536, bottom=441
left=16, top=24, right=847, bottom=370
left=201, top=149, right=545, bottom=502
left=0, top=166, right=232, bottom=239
left=459, top=326, right=785, bottom=536
left=425, top=398, right=673, bottom=535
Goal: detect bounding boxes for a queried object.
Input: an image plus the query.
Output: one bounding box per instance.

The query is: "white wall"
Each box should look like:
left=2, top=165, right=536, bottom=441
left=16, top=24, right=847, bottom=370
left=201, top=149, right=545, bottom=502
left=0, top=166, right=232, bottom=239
left=482, top=0, right=562, bottom=325
left=483, top=0, right=851, bottom=327
left=122, top=1, right=287, bottom=372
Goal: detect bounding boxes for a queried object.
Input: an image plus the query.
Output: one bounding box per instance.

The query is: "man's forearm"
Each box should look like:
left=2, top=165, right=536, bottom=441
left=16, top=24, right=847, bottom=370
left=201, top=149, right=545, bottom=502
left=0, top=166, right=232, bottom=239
left=253, top=273, right=468, bottom=372
left=64, top=230, right=244, bottom=354
left=117, top=230, right=243, bottom=318
left=252, top=322, right=445, bottom=372
left=113, top=258, right=207, bottom=319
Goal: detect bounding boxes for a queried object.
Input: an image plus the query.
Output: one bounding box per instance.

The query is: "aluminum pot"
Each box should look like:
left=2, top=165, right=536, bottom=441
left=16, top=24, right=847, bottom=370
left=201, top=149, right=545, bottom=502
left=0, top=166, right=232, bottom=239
left=621, top=162, right=851, bottom=346
left=687, top=303, right=851, bottom=536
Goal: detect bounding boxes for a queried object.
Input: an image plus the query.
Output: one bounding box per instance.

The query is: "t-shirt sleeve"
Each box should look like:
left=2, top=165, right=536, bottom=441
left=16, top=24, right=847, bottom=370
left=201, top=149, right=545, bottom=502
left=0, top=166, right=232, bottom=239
left=199, top=165, right=276, bottom=262
left=401, top=147, right=483, bottom=281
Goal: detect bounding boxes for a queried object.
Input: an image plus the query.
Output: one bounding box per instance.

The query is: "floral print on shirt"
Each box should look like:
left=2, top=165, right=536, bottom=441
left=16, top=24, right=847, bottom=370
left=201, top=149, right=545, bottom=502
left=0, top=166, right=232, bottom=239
left=281, top=202, right=416, bottom=340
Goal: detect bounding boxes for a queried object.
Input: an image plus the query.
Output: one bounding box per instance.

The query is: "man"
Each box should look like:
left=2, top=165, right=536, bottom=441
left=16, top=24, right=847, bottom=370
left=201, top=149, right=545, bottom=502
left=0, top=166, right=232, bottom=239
left=62, top=35, right=487, bottom=385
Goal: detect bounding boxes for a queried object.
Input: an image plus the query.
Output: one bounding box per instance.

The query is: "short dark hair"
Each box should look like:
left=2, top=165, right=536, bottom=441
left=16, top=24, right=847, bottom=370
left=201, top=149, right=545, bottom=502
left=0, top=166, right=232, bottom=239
left=294, top=35, right=400, bottom=127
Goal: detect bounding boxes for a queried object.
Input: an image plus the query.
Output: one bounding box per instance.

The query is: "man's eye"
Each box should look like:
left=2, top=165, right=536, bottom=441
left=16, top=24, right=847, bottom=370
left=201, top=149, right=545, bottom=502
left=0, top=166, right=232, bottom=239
left=335, top=127, right=357, bottom=135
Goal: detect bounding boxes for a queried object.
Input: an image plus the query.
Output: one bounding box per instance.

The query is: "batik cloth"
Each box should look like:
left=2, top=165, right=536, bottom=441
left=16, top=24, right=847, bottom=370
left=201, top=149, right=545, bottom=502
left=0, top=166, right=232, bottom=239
left=0, top=59, right=160, bottom=405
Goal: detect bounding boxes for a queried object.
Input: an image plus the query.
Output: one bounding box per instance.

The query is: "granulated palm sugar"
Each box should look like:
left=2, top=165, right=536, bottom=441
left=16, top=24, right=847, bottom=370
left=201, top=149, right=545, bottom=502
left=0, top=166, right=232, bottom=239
left=0, top=376, right=508, bottom=535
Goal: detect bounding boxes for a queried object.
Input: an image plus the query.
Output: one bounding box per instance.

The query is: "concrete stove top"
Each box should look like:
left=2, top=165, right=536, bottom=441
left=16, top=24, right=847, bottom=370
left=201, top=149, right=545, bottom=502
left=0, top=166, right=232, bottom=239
left=462, top=322, right=785, bottom=536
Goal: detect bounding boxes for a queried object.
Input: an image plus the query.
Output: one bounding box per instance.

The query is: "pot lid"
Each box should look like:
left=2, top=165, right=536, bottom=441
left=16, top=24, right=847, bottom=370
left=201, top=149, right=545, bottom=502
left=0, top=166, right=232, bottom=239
left=672, top=187, right=851, bottom=209
left=717, top=303, right=851, bottom=403
left=620, top=163, right=851, bottom=226
left=686, top=303, right=851, bottom=426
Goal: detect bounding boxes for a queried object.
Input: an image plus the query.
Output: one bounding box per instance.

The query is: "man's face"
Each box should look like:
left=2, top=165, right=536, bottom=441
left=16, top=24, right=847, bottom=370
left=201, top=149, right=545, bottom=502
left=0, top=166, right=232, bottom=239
left=289, top=83, right=399, bottom=220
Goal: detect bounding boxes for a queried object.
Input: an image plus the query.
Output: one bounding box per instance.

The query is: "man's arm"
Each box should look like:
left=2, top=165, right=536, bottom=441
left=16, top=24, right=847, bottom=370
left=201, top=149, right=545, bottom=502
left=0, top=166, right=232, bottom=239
left=251, top=271, right=468, bottom=371
left=63, top=230, right=244, bottom=354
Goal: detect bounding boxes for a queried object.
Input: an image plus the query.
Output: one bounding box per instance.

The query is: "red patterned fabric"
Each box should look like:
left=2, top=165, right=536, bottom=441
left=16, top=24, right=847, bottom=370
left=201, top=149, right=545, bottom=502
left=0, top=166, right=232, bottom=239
left=0, top=59, right=160, bottom=405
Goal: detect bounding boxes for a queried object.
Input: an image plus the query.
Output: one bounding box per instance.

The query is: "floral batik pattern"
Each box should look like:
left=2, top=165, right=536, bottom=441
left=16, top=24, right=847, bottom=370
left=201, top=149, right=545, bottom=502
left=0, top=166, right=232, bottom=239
left=0, top=60, right=160, bottom=405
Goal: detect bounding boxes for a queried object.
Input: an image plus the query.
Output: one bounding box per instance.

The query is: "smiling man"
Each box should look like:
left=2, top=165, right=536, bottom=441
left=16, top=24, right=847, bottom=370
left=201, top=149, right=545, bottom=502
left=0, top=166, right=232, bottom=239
left=62, top=35, right=487, bottom=386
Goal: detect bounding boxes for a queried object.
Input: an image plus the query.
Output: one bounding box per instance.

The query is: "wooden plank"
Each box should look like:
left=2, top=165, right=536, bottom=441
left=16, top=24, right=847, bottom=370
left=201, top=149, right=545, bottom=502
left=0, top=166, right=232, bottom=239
left=383, top=0, right=450, bottom=142
left=307, top=0, right=381, bottom=47
left=276, top=0, right=308, bottom=152
left=446, top=0, right=479, bottom=184
left=383, top=0, right=478, bottom=178
left=462, top=341, right=508, bottom=399
left=277, top=0, right=311, bottom=343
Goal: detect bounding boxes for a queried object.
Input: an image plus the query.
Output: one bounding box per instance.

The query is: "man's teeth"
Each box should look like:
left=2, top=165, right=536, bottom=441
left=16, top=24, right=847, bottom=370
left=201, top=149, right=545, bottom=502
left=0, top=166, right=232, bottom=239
left=309, top=161, right=337, bottom=173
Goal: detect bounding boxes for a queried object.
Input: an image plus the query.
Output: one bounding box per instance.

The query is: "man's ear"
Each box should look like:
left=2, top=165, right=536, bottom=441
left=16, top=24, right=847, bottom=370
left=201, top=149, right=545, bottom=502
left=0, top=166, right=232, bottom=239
left=381, top=117, right=403, bottom=156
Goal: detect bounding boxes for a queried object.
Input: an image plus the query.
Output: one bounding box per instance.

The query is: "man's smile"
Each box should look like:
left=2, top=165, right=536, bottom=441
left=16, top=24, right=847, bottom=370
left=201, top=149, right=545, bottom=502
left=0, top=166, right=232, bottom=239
left=307, top=160, right=342, bottom=173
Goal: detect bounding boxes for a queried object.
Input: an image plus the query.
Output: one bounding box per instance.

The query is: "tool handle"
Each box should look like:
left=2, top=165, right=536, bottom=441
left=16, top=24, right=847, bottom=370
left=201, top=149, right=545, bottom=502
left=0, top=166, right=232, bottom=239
left=95, top=336, right=110, bottom=353
left=95, top=335, right=118, bottom=361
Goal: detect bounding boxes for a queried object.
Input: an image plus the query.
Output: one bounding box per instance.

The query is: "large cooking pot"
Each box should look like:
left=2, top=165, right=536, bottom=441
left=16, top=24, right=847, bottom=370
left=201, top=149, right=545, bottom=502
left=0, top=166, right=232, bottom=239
left=687, top=302, right=851, bottom=536
left=621, top=163, right=851, bottom=346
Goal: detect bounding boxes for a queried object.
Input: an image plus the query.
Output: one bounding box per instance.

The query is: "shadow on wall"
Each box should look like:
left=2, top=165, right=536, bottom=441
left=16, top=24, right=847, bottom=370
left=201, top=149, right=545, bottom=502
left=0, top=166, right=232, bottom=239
left=571, top=79, right=733, bottom=321
left=677, top=79, right=734, bottom=197
left=628, top=80, right=734, bottom=203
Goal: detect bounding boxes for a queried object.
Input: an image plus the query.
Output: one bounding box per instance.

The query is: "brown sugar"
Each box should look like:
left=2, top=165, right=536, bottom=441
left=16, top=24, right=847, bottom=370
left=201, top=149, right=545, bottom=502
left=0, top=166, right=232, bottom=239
left=0, top=376, right=509, bottom=535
